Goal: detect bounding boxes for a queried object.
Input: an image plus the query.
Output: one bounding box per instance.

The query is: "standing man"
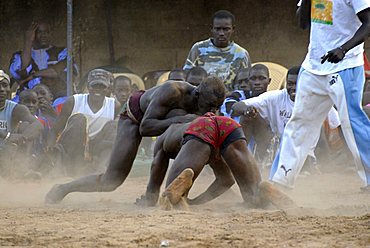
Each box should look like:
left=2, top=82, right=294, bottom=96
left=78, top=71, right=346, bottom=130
left=272, top=0, right=370, bottom=191
left=183, top=10, right=251, bottom=91
left=45, top=76, right=226, bottom=203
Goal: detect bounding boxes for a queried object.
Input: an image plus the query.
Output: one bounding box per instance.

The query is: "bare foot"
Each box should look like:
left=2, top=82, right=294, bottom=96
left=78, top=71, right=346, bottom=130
left=161, top=168, right=194, bottom=209
left=259, top=181, right=297, bottom=209
left=135, top=192, right=159, bottom=207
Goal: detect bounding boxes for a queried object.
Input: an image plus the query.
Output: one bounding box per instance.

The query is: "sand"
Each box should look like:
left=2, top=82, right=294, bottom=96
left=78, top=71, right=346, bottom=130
left=0, top=161, right=369, bottom=247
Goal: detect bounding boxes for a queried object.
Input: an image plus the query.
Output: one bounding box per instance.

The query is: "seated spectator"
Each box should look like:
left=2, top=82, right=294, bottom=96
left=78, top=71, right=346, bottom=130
left=9, top=20, right=78, bottom=101
left=232, top=66, right=341, bottom=177
left=112, top=75, right=132, bottom=106
left=168, top=68, right=186, bottom=81
left=183, top=10, right=251, bottom=91
left=220, top=68, right=251, bottom=119
left=248, top=64, right=271, bottom=97
left=50, top=69, right=120, bottom=175
left=33, top=84, right=58, bottom=126
left=185, top=67, right=207, bottom=86
left=0, top=70, right=43, bottom=178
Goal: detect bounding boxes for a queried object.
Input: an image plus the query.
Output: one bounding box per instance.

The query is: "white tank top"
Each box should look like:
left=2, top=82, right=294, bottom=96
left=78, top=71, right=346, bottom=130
left=72, top=94, right=115, bottom=138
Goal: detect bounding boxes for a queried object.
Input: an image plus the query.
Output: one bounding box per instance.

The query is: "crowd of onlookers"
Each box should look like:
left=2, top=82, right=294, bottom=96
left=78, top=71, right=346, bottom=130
left=0, top=10, right=369, bottom=183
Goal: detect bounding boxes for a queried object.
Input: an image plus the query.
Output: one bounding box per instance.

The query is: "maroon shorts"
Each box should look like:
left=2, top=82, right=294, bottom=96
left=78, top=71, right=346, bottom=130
left=120, top=90, right=145, bottom=124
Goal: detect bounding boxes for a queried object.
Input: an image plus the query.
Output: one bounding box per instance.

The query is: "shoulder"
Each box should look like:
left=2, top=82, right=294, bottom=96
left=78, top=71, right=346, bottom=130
left=153, top=81, right=191, bottom=103
left=190, top=39, right=211, bottom=50
left=13, top=103, right=30, bottom=117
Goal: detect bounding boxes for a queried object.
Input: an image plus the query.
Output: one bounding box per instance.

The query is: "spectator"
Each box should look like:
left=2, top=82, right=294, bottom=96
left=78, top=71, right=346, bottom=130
left=33, top=84, right=58, bottom=126
left=113, top=76, right=132, bottom=106
left=220, top=68, right=251, bottom=119
left=50, top=69, right=120, bottom=175
left=0, top=70, right=43, bottom=177
left=168, top=69, right=186, bottom=81
left=9, top=20, right=78, bottom=100
left=233, top=66, right=341, bottom=177
left=183, top=10, right=251, bottom=91
left=186, top=66, right=207, bottom=86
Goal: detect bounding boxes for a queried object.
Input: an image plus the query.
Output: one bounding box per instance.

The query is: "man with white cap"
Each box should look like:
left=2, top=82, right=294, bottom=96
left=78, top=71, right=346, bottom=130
left=50, top=69, right=120, bottom=175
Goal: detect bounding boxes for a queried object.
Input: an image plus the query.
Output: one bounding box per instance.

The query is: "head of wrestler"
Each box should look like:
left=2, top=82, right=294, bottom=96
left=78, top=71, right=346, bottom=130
left=19, top=89, right=39, bottom=115
left=194, top=76, right=226, bottom=114
left=233, top=68, right=250, bottom=93
left=87, top=69, right=113, bottom=102
left=34, top=21, right=51, bottom=49
left=286, top=66, right=300, bottom=102
left=186, top=67, right=207, bottom=86
left=249, top=64, right=271, bottom=97
left=211, top=10, right=235, bottom=48
left=0, top=70, right=11, bottom=108
left=169, top=69, right=186, bottom=81
left=113, top=76, right=132, bottom=105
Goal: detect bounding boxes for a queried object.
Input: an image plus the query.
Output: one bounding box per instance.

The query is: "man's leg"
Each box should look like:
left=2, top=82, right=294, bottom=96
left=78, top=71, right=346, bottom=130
left=45, top=118, right=142, bottom=203
left=332, top=67, right=370, bottom=187
left=221, top=139, right=261, bottom=204
left=188, top=159, right=235, bottom=205
left=223, top=139, right=296, bottom=208
left=136, top=148, right=170, bottom=206
left=272, top=70, right=333, bottom=188
left=165, top=139, right=211, bottom=187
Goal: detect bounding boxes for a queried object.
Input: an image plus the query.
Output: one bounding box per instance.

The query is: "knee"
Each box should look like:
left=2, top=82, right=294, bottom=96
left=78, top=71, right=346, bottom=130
left=99, top=174, right=124, bottom=192
left=67, top=113, right=87, bottom=127
left=222, top=176, right=235, bottom=188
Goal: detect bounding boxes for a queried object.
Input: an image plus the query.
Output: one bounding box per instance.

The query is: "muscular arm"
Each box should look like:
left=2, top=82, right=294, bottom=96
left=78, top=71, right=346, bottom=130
left=297, top=0, right=311, bottom=30
left=188, top=159, right=235, bottom=205
left=140, top=85, right=197, bottom=136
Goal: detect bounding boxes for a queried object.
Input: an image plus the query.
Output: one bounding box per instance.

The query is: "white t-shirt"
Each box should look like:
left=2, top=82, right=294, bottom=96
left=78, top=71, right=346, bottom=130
left=298, top=0, right=370, bottom=75
left=243, top=89, right=294, bottom=138
left=72, top=94, right=115, bottom=138
left=242, top=89, right=341, bottom=137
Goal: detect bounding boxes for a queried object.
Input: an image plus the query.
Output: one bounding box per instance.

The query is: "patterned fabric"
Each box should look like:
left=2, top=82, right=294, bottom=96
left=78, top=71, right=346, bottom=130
left=183, top=39, right=251, bottom=91
left=184, top=112, right=241, bottom=150
left=9, top=46, right=78, bottom=98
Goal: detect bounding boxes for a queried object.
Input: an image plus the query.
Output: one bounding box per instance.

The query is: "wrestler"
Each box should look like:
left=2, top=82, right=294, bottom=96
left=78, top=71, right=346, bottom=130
left=139, top=113, right=295, bottom=208
left=45, top=76, right=226, bottom=204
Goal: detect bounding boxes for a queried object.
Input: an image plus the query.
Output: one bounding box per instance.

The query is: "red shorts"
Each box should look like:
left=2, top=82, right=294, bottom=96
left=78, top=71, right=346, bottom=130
left=184, top=113, right=242, bottom=151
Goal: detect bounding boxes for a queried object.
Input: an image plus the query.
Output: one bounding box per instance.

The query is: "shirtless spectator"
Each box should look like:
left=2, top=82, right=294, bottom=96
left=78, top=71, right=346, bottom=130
left=50, top=69, right=120, bottom=175
left=186, top=67, right=207, bottom=86
left=183, top=10, right=251, bottom=91
left=45, top=76, right=226, bottom=204
left=0, top=70, right=42, bottom=177
left=112, top=76, right=132, bottom=106
left=9, top=20, right=78, bottom=100
left=141, top=113, right=295, bottom=209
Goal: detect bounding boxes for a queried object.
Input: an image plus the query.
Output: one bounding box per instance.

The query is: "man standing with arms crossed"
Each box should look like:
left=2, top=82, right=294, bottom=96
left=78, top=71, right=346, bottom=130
left=272, top=0, right=370, bottom=191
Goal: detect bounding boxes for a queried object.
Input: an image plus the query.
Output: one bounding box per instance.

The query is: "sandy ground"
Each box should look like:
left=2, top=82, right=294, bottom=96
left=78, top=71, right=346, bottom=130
left=0, top=160, right=369, bottom=247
